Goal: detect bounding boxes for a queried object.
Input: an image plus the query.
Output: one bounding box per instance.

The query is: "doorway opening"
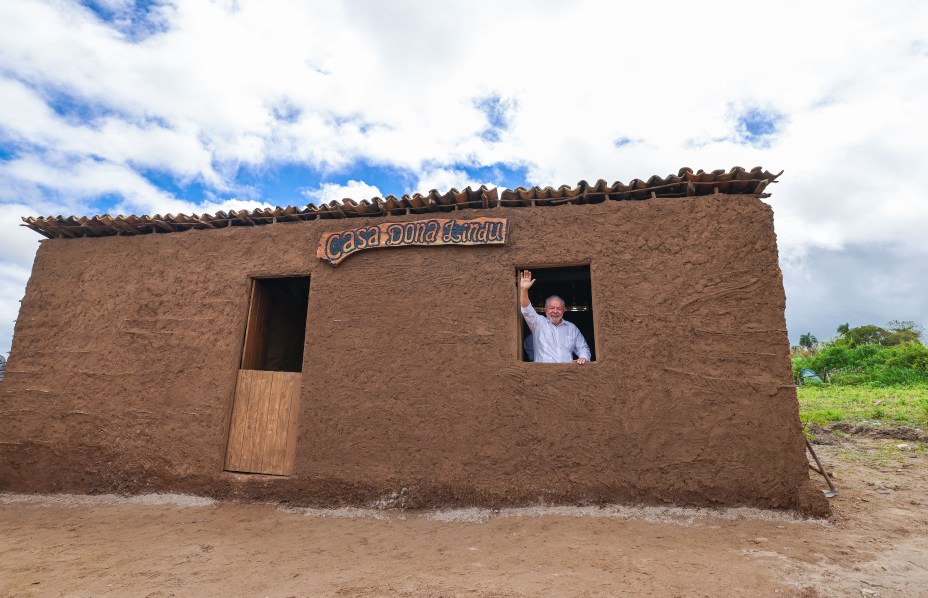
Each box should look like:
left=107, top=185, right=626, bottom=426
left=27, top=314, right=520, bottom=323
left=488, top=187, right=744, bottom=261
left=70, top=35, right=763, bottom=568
left=240, top=276, right=310, bottom=372
left=225, top=276, right=310, bottom=476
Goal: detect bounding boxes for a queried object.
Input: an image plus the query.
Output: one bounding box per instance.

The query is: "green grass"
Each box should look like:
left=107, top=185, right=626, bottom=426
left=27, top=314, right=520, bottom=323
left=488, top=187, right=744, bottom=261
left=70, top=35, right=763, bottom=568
left=797, top=384, right=928, bottom=428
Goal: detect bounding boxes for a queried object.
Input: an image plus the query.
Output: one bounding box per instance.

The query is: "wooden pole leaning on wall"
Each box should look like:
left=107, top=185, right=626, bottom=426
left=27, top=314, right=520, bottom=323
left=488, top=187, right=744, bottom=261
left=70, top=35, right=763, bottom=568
left=805, top=436, right=838, bottom=498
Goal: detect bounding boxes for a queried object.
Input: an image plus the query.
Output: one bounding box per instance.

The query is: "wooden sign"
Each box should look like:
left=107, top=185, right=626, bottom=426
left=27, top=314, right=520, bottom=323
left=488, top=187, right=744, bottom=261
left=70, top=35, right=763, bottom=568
left=317, top=217, right=509, bottom=266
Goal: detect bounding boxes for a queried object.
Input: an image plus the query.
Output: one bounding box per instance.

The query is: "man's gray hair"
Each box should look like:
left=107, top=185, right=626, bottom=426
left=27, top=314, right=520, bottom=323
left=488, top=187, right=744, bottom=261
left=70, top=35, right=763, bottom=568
left=545, top=295, right=565, bottom=308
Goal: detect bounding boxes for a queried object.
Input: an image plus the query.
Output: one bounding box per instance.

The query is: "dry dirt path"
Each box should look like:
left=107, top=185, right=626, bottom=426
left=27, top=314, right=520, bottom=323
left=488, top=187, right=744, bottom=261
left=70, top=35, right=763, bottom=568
left=2, top=437, right=926, bottom=597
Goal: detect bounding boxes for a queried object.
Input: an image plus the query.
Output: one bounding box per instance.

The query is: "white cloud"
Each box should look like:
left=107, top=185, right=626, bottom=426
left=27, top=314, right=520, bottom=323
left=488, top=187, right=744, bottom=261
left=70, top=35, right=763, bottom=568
left=412, top=167, right=496, bottom=195
left=0, top=259, right=31, bottom=359
left=304, top=180, right=384, bottom=205
left=0, top=0, right=927, bottom=349
left=783, top=244, right=928, bottom=344
left=2, top=154, right=176, bottom=212
left=0, top=78, right=219, bottom=183
left=0, top=203, right=45, bottom=265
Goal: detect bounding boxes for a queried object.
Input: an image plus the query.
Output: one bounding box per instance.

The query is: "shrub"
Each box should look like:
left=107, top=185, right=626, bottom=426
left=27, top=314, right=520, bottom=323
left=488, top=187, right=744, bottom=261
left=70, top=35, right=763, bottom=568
left=882, top=343, right=928, bottom=369
left=794, top=341, right=928, bottom=386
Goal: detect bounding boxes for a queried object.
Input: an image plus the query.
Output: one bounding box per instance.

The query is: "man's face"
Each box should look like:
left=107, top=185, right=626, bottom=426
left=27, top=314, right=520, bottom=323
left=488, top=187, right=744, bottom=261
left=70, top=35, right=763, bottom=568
left=545, top=299, right=565, bottom=325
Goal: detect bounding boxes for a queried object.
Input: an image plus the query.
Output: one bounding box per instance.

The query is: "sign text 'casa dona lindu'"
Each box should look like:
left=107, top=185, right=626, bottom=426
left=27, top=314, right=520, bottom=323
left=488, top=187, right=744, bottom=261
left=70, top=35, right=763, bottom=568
left=317, top=217, right=509, bottom=266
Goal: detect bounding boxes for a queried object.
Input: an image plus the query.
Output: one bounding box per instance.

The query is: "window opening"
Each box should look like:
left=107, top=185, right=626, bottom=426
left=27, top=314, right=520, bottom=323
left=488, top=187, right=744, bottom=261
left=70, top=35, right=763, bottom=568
left=241, top=276, right=310, bottom=372
left=518, top=265, right=596, bottom=362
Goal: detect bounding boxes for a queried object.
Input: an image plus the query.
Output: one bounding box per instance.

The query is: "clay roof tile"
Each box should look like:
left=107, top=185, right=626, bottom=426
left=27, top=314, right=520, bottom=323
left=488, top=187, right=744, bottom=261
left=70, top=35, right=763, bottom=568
left=21, top=167, right=781, bottom=239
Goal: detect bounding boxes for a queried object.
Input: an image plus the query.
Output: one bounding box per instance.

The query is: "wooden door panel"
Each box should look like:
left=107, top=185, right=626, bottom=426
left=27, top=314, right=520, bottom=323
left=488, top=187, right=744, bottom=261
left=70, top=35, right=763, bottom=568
left=225, top=369, right=301, bottom=475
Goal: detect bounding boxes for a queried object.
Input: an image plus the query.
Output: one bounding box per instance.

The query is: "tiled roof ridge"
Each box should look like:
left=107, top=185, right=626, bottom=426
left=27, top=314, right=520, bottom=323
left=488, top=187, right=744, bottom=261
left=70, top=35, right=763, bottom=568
left=22, top=166, right=781, bottom=239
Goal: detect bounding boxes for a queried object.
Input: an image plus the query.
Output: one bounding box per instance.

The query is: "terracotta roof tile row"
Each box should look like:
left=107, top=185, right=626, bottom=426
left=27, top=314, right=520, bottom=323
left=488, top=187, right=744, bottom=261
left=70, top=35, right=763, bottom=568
left=22, top=167, right=781, bottom=239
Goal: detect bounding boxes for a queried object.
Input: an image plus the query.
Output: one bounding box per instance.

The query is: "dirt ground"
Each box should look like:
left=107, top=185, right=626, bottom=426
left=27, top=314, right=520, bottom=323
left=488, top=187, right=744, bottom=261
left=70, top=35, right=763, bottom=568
left=2, top=436, right=926, bottom=598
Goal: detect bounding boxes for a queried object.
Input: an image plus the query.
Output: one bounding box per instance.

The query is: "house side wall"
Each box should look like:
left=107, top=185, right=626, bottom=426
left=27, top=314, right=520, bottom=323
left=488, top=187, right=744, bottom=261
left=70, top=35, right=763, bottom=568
left=0, top=195, right=827, bottom=514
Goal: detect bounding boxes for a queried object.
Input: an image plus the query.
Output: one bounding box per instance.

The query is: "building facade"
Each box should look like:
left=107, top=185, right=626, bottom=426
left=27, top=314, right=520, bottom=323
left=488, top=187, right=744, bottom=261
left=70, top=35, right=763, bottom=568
left=0, top=168, right=828, bottom=514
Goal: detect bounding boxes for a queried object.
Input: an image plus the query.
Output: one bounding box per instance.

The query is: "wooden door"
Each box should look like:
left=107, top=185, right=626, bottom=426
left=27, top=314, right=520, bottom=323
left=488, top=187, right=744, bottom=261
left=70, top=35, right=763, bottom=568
left=224, top=369, right=301, bottom=475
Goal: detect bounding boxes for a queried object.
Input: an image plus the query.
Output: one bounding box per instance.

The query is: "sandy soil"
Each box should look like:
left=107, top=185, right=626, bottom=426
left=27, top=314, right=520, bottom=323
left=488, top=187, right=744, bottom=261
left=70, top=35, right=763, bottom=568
left=2, top=436, right=926, bottom=598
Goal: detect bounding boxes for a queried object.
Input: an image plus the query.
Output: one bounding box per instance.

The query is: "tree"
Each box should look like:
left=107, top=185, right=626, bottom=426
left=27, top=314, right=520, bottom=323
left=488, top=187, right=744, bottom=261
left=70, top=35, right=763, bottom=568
left=799, top=332, right=818, bottom=353
left=833, top=321, right=924, bottom=348
left=884, top=320, right=924, bottom=346
left=839, top=325, right=889, bottom=348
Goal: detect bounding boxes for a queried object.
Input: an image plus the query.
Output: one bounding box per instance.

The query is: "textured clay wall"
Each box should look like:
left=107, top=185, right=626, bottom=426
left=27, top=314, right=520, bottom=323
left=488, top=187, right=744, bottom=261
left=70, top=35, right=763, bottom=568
left=0, top=195, right=828, bottom=514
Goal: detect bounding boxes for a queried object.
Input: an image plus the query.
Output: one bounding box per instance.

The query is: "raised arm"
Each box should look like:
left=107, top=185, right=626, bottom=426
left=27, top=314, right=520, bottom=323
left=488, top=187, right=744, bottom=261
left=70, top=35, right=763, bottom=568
left=519, top=270, right=534, bottom=308
left=519, top=271, right=543, bottom=333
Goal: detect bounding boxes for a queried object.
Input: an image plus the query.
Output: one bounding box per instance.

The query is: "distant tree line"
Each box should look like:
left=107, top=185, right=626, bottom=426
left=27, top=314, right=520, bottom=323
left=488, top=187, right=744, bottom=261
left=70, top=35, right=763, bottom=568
left=792, top=321, right=927, bottom=386
left=795, top=320, right=923, bottom=354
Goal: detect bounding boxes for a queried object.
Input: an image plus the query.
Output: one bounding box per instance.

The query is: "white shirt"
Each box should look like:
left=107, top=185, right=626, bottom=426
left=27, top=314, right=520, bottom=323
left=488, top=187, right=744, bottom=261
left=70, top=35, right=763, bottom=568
left=520, top=305, right=592, bottom=363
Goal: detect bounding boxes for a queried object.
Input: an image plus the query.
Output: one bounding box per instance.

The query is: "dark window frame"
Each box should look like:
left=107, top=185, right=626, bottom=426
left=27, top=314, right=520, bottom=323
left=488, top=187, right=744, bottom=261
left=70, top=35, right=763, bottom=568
left=515, top=264, right=597, bottom=363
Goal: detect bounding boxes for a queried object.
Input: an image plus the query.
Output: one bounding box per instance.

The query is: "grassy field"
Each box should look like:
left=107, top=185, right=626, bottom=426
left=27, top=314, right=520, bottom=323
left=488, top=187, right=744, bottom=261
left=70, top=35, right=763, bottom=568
left=797, top=384, right=928, bottom=428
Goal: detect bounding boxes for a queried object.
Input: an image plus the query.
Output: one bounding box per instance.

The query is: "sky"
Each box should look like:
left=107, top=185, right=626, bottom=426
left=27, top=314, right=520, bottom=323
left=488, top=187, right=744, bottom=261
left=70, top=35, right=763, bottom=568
left=0, top=0, right=926, bottom=356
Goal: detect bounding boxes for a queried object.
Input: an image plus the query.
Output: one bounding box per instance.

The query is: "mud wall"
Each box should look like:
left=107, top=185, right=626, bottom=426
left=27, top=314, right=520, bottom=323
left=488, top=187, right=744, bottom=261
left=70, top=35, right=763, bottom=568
left=0, top=195, right=827, bottom=514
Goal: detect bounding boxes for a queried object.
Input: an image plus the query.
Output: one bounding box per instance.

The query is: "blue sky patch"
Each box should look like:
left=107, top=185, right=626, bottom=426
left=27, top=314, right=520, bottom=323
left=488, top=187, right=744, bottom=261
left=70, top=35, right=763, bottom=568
left=80, top=0, right=171, bottom=42
left=234, top=163, right=324, bottom=206
left=735, top=107, right=785, bottom=147
left=128, top=159, right=533, bottom=211
left=138, top=168, right=211, bottom=205
left=453, top=162, right=530, bottom=191
left=272, top=101, right=302, bottom=124
left=43, top=87, right=117, bottom=125
left=233, top=161, right=418, bottom=206
left=37, top=84, right=171, bottom=128
left=88, top=193, right=128, bottom=215
left=474, top=95, right=516, bottom=143
left=0, top=143, right=16, bottom=161
left=613, top=137, right=634, bottom=148
left=321, top=162, right=416, bottom=199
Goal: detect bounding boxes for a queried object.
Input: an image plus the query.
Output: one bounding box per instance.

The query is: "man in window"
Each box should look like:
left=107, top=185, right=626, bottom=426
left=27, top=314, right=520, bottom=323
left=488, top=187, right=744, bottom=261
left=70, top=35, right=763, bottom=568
left=519, top=270, right=591, bottom=364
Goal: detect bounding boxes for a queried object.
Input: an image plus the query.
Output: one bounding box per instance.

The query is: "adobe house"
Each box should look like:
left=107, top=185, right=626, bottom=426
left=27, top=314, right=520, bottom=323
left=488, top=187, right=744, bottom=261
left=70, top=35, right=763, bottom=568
left=0, top=167, right=828, bottom=515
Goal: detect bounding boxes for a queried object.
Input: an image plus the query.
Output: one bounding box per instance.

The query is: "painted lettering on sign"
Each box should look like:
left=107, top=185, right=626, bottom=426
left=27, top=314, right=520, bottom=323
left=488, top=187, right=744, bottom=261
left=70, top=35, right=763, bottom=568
left=317, top=217, right=509, bottom=266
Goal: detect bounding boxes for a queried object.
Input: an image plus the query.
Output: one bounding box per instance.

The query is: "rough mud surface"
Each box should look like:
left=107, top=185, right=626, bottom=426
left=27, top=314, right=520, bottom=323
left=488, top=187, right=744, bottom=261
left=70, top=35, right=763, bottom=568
left=2, top=195, right=823, bottom=512
left=2, top=437, right=925, bottom=597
